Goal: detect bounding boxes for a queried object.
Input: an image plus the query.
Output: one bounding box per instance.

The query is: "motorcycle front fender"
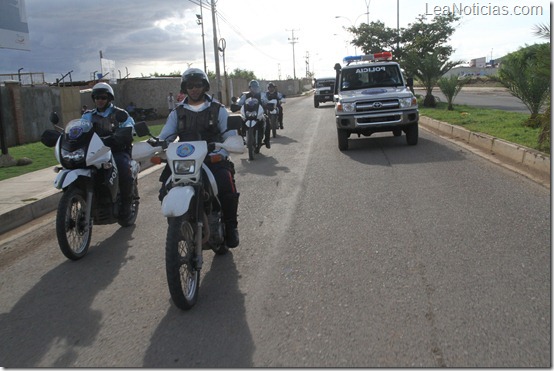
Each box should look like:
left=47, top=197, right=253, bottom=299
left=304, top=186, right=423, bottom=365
left=161, top=186, right=195, bottom=217
left=244, top=119, right=259, bottom=128
left=54, top=168, right=92, bottom=189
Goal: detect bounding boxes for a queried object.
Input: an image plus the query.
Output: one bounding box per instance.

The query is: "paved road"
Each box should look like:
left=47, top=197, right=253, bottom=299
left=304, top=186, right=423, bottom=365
left=0, top=95, right=550, bottom=367
left=416, top=86, right=529, bottom=113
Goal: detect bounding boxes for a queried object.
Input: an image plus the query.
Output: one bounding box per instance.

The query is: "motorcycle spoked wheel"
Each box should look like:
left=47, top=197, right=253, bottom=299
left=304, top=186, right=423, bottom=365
left=118, top=178, right=140, bottom=227
left=56, top=185, right=92, bottom=260
left=166, top=214, right=200, bottom=310
left=247, top=126, right=255, bottom=161
left=270, top=114, right=278, bottom=138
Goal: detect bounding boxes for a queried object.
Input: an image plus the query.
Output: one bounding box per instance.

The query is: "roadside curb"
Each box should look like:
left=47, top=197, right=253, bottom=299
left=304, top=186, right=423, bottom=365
left=419, top=116, right=550, bottom=187
left=0, top=161, right=163, bottom=236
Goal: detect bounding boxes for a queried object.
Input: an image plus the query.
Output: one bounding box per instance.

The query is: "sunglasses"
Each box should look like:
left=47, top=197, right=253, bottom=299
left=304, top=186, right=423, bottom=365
left=94, top=95, right=109, bottom=100
left=185, top=82, right=204, bottom=89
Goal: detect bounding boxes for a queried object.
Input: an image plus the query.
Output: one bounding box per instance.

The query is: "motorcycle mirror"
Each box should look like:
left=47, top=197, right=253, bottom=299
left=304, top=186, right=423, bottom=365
left=134, top=121, right=151, bottom=137
left=227, top=115, right=243, bottom=131
left=115, top=110, right=128, bottom=123
left=49, top=112, right=59, bottom=125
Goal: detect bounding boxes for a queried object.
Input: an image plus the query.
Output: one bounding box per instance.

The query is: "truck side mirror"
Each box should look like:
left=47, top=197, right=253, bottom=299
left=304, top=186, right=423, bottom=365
left=406, top=77, right=414, bottom=87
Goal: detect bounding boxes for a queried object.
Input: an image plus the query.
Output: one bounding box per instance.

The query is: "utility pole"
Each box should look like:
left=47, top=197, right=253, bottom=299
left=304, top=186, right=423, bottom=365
left=211, top=0, right=222, bottom=101
left=286, top=29, right=298, bottom=80
left=196, top=0, right=207, bottom=72
left=304, top=51, right=310, bottom=77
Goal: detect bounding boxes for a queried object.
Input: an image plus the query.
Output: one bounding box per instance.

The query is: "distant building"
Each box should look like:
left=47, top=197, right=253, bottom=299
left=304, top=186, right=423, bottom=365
left=470, top=57, right=487, bottom=68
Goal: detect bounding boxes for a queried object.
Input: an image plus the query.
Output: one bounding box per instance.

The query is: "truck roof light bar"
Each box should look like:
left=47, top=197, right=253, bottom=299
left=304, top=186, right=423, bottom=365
left=343, top=52, right=393, bottom=65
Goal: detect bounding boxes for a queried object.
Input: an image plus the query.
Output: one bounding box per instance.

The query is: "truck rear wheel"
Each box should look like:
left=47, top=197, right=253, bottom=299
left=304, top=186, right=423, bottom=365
left=337, top=129, right=349, bottom=151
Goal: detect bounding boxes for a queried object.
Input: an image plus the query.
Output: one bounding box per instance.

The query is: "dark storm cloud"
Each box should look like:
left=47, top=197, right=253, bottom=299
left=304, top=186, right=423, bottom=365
left=1, top=0, right=201, bottom=81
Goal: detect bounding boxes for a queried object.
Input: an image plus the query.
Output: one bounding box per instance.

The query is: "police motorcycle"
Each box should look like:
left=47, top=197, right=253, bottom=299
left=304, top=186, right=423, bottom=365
left=40, top=111, right=143, bottom=260
left=230, top=98, right=265, bottom=161
left=265, top=98, right=279, bottom=138
left=131, top=118, right=244, bottom=310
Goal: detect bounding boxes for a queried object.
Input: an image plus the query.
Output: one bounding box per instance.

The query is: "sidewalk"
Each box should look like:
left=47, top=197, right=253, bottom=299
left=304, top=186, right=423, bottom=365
left=0, top=119, right=550, bottom=237
left=0, top=161, right=163, bottom=236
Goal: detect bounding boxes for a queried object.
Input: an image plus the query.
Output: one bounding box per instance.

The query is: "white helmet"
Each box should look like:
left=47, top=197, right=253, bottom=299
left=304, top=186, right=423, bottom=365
left=181, top=68, right=210, bottom=91
left=91, top=82, right=115, bottom=101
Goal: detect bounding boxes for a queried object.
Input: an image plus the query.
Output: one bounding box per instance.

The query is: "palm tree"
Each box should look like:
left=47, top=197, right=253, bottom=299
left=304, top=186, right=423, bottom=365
left=437, top=75, right=469, bottom=110
left=404, top=51, right=461, bottom=107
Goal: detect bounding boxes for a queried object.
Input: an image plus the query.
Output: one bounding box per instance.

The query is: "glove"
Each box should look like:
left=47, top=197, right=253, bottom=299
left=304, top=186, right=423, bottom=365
left=207, top=142, right=216, bottom=152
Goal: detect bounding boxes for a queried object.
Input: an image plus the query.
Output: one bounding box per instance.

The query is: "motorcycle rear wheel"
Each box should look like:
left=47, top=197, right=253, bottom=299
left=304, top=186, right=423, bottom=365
left=56, top=186, right=92, bottom=260
left=166, top=214, right=199, bottom=310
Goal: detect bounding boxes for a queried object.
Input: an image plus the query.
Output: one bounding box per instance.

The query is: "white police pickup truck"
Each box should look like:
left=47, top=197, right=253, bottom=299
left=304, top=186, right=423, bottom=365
left=334, top=52, right=419, bottom=151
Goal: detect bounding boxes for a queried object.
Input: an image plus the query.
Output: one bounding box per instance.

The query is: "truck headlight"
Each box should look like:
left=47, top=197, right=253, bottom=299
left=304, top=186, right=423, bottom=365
left=399, top=97, right=417, bottom=108
left=174, top=160, right=196, bottom=175
left=337, top=102, right=356, bottom=112
left=61, top=148, right=85, bottom=162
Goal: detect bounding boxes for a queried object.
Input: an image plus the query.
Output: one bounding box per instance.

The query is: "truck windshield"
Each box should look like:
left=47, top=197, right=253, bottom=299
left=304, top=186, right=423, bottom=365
left=341, top=65, right=402, bottom=91
left=316, top=80, right=335, bottom=88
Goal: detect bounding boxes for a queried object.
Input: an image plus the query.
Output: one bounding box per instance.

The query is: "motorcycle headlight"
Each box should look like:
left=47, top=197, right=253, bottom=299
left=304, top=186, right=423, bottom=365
left=174, top=160, right=196, bottom=175
left=61, top=148, right=85, bottom=162
left=399, top=97, right=417, bottom=108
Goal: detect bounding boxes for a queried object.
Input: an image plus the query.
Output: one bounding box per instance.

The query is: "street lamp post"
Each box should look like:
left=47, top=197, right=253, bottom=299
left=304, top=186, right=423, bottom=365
left=218, top=38, right=229, bottom=105
left=335, top=14, right=368, bottom=55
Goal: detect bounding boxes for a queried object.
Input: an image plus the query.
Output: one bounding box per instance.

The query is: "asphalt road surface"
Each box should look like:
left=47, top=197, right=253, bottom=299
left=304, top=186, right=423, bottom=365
left=0, top=95, right=550, bottom=367
left=417, top=86, right=530, bottom=113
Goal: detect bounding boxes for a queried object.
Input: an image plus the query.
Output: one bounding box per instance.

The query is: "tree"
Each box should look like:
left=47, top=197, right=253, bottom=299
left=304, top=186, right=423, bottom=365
left=349, top=12, right=461, bottom=107
left=229, top=68, right=257, bottom=81
left=497, top=43, right=550, bottom=127
left=349, top=21, right=402, bottom=57
left=405, top=51, right=461, bottom=107
left=437, top=75, right=469, bottom=110
left=532, top=23, right=550, bottom=151
left=401, top=13, right=462, bottom=107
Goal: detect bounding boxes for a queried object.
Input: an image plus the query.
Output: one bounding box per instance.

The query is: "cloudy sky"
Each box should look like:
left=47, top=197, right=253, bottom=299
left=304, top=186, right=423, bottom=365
left=0, top=0, right=550, bottom=84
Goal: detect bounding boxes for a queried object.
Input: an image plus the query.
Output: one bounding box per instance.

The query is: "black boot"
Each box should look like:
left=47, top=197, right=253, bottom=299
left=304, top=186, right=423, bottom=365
left=119, top=179, right=134, bottom=219
left=120, top=194, right=133, bottom=219
left=220, top=193, right=240, bottom=248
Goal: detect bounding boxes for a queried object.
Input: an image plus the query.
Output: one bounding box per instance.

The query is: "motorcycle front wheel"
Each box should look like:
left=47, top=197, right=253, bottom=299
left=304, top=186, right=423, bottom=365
left=270, top=114, right=278, bottom=138
left=247, top=126, right=255, bottom=161
left=166, top=214, right=199, bottom=310
left=56, top=186, right=92, bottom=260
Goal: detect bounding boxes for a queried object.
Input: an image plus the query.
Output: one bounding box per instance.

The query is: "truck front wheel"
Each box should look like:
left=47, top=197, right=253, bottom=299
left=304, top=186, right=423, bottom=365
left=337, top=129, right=349, bottom=151
left=406, top=124, right=418, bottom=145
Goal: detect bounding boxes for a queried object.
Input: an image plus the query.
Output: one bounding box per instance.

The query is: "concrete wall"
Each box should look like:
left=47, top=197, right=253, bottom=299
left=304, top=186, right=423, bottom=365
left=0, top=82, right=80, bottom=147
left=1, top=77, right=311, bottom=147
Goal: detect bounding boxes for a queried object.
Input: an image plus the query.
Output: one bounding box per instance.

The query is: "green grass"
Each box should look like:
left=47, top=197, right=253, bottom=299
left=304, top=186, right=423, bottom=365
left=419, top=102, right=542, bottom=151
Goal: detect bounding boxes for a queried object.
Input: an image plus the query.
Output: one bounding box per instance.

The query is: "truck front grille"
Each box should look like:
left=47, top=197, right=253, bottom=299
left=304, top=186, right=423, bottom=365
left=356, top=99, right=399, bottom=112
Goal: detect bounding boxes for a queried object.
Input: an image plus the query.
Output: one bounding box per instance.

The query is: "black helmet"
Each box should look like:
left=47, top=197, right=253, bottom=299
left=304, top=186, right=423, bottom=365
left=181, top=67, right=210, bottom=91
